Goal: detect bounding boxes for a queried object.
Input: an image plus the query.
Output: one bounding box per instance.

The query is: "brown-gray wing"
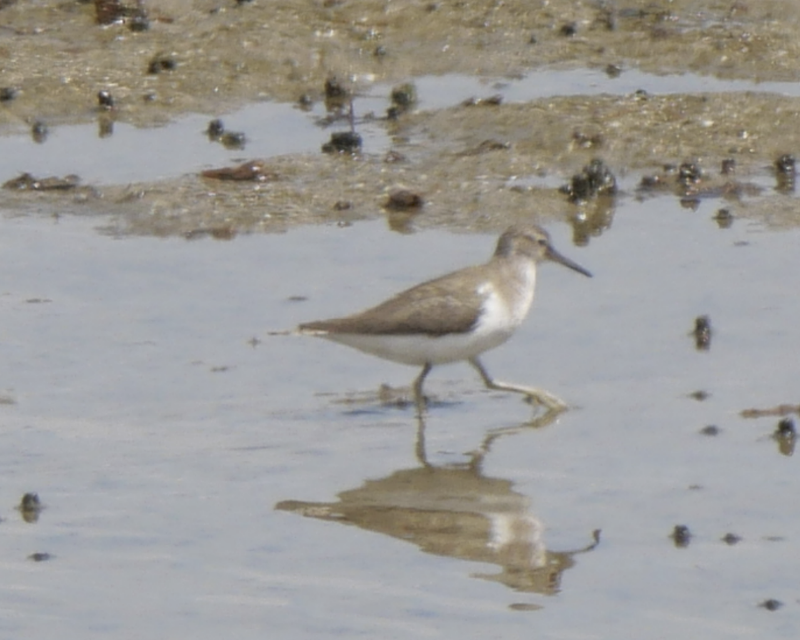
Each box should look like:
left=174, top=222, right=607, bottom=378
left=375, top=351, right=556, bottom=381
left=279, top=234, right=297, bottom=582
left=299, top=268, right=485, bottom=336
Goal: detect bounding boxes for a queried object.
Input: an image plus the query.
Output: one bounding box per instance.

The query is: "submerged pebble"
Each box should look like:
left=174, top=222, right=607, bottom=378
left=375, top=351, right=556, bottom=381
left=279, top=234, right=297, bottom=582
left=321, top=131, right=362, bottom=154
left=693, top=315, right=712, bottom=351
left=671, top=524, right=692, bottom=548
left=561, top=158, right=618, bottom=202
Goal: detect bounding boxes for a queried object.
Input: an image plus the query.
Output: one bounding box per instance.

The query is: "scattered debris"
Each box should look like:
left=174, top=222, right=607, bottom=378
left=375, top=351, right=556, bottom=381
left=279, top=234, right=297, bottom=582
left=200, top=161, right=275, bottom=181
left=322, top=131, right=362, bottom=154
left=3, top=173, right=81, bottom=191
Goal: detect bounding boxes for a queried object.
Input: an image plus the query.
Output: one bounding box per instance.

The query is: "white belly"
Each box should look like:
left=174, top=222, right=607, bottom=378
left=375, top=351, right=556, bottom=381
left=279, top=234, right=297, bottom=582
left=322, top=326, right=514, bottom=366
left=317, top=276, right=535, bottom=366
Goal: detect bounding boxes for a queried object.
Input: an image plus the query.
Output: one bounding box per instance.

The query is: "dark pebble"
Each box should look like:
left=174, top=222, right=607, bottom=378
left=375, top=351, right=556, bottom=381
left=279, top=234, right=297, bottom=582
left=693, top=315, right=712, bottom=351
left=324, top=76, right=348, bottom=100
left=759, top=599, right=783, bottom=611
left=561, top=158, right=617, bottom=202
left=321, top=131, right=362, bottom=154
left=206, top=118, right=225, bottom=138
left=721, top=533, right=741, bottom=545
left=20, top=493, right=41, bottom=511
left=31, top=120, right=48, bottom=144
left=721, top=158, right=736, bottom=174
left=385, top=189, right=424, bottom=211
left=713, top=208, right=733, bottom=228
left=559, top=22, right=577, bottom=37
left=147, top=54, right=177, bottom=75
left=97, top=90, right=115, bottom=109
left=671, top=524, right=692, bottom=547
left=776, top=417, right=796, bottom=437
left=678, top=161, right=702, bottom=186
left=0, top=87, right=18, bottom=102
left=775, top=154, right=795, bottom=175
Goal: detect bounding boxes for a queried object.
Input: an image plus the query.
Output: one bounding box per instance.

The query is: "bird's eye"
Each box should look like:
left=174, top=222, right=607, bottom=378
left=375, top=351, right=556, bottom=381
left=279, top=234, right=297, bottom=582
left=537, top=238, right=547, bottom=246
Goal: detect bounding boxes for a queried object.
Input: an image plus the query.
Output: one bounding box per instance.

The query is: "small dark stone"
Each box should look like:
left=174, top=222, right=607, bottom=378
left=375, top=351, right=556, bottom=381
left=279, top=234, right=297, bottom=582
left=333, top=200, right=352, bottom=211
left=385, top=189, right=424, bottom=211
left=773, top=418, right=796, bottom=456
left=28, top=552, right=52, bottom=562
left=3, top=173, right=80, bottom=191
left=775, top=154, right=795, bottom=175
left=324, top=76, right=348, bottom=100
left=700, top=425, right=720, bottom=436
left=721, top=158, right=736, bottom=174
left=671, top=524, right=692, bottom=548
left=689, top=390, right=709, bottom=401
left=775, top=154, right=796, bottom=193
left=605, top=63, right=622, bottom=78
left=721, top=533, right=741, bottom=545
left=321, top=131, right=362, bottom=154
left=528, top=33, right=538, bottom=44
left=561, top=158, right=617, bottom=202
left=390, top=83, right=417, bottom=109
left=678, top=161, right=702, bottom=186
left=297, top=94, right=313, bottom=109
left=713, top=208, right=733, bottom=228
left=0, top=86, right=18, bottom=102
left=200, top=161, right=275, bottom=182
left=147, top=54, right=177, bottom=75
left=128, top=12, right=149, bottom=31
left=97, top=90, right=115, bottom=109
left=20, top=493, right=41, bottom=511
left=373, top=45, right=387, bottom=57
left=206, top=118, right=225, bottom=138
left=693, top=315, right=712, bottom=351
left=759, top=599, right=783, bottom=611
left=31, top=120, right=48, bottom=144
left=461, top=94, right=503, bottom=107
left=18, top=492, right=43, bottom=523
left=776, top=417, right=796, bottom=437
left=559, top=22, right=577, bottom=37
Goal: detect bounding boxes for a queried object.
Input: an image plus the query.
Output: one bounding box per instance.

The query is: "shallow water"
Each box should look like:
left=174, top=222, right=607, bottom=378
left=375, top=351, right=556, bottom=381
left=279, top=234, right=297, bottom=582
left=0, top=185, right=798, bottom=637
left=5, top=67, right=800, bottom=186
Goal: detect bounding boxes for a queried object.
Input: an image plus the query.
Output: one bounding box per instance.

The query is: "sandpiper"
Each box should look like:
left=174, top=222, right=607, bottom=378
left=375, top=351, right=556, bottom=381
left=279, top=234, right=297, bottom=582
left=299, top=224, right=592, bottom=413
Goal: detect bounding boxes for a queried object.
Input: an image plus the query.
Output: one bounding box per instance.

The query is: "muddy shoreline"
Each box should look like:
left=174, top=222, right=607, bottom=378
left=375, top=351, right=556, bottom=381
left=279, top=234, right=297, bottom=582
left=2, top=1, right=800, bottom=235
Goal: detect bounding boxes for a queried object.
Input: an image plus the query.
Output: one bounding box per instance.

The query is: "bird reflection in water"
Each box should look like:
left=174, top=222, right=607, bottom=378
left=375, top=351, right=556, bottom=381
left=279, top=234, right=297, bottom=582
left=276, top=412, right=600, bottom=603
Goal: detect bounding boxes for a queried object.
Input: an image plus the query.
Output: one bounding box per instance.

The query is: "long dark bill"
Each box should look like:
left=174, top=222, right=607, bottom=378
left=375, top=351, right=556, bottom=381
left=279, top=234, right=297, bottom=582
left=546, top=246, right=593, bottom=278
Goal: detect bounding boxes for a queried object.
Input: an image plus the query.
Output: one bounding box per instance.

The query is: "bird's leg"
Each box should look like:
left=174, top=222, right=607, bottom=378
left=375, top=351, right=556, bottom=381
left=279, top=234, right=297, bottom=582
left=413, top=362, right=433, bottom=416
left=469, top=357, right=568, bottom=412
